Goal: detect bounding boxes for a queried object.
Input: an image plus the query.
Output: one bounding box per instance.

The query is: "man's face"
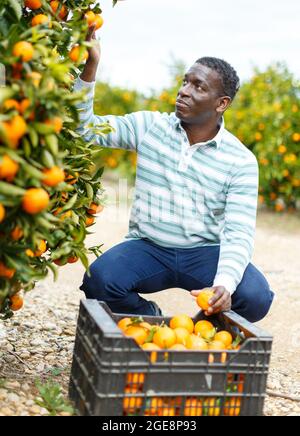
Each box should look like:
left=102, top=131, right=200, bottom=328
left=175, top=63, right=227, bottom=124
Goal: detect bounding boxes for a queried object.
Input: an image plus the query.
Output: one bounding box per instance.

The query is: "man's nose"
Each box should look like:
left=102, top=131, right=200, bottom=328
left=178, top=84, right=191, bottom=98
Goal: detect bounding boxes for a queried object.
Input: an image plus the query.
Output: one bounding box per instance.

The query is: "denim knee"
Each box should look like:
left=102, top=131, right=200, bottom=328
left=233, top=285, right=275, bottom=323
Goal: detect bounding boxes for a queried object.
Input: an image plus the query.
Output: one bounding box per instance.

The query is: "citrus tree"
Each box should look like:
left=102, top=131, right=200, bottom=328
left=226, top=63, right=300, bottom=212
left=0, top=0, right=115, bottom=318
left=93, top=82, right=143, bottom=183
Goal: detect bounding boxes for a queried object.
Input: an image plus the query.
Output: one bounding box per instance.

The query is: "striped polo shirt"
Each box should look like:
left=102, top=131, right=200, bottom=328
left=74, top=77, right=259, bottom=295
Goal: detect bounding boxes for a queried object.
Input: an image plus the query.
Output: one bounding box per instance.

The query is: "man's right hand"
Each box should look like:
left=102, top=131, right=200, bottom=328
left=80, top=25, right=101, bottom=82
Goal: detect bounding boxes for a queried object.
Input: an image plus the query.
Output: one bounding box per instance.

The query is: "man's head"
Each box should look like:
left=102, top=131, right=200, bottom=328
left=175, top=57, right=240, bottom=125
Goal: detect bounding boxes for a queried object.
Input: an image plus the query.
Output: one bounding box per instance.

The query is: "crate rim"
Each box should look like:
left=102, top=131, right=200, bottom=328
left=80, top=299, right=273, bottom=341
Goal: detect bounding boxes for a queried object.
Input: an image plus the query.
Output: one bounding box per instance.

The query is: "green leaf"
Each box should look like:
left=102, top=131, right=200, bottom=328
left=8, top=0, right=22, bottom=20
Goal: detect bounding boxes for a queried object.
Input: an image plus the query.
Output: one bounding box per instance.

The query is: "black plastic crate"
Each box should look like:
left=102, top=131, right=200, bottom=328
left=69, top=300, right=273, bottom=416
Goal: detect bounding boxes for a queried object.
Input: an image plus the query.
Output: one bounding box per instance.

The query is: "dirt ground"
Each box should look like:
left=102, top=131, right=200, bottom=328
left=0, top=176, right=299, bottom=416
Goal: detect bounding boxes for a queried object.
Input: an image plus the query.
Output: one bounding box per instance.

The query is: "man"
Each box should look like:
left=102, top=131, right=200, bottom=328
left=75, top=28, right=274, bottom=322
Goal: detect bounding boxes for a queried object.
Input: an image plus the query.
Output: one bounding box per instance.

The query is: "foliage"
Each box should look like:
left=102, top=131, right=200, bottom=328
left=226, top=63, right=300, bottom=212
left=35, top=379, right=75, bottom=416
left=95, top=61, right=300, bottom=211
left=0, top=1, right=116, bottom=317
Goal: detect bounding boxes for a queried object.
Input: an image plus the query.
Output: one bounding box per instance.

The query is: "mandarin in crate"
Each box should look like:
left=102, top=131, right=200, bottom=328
left=170, top=314, right=194, bottom=333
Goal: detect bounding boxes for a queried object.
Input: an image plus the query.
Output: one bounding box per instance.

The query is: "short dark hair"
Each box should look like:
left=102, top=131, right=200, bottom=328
left=195, top=57, right=240, bottom=100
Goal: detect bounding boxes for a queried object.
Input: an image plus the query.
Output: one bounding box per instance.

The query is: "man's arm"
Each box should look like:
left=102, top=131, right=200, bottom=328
left=74, top=26, right=158, bottom=151
left=192, top=154, right=259, bottom=315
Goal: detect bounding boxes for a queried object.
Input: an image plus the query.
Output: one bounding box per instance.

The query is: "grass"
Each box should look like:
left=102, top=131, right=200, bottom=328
left=35, top=379, right=75, bottom=416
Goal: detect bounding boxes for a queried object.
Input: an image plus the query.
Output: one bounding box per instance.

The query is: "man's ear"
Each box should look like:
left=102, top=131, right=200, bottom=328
left=216, top=96, right=232, bottom=114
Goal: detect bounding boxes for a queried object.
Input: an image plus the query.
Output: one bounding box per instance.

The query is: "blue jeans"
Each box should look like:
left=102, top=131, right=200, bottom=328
left=80, top=239, right=274, bottom=323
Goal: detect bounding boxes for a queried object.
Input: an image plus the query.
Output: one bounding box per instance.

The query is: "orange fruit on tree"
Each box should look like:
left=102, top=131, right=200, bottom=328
left=2, top=115, right=27, bottom=148
left=50, top=1, right=68, bottom=19
left=85, top=10, right=96, bottom=26
left=124, top=325, right=148, bottom=346
left=0, top=204, right=5, bottom=223
left=0, top=262, right=15, bottom=279
left=31, top=14, right=51, bottom=27
left=61, top=192, right=68, bottom=201
left=27, top=72, right=42, bottom=87
left=173, top=327, right=190, bottom=346
left=69, top=45, right=89, bottom=63
left=214, top=331, right=233, bottom=348
left=11, top=226, right=24, bottom=241
left=25, top=0, right=42, bottom=9
left=19, top=99, right=35, bottom=121
left=10, top=294, right=24, bottom=311
left=65, top=172, right=78, bottom=185
left=22, top=188, right=50, bottom=215
left=170, top=314, right=194, bottom=333
left=26, top=240, right=47, bottom=257
left=12, top=41, right=34, bottom=62
left=3, top=99, right=20, bottom=112
left=0, top=155, right=19, bottom=181
left=117, top=317, right=132, bottom=331
left=44, top=116, right=63, bottom=133
left=87, top=203, right=104, bottom=215
left=196, top=288, right=215, bottom=311
left=153, top=326, right=176, bottom=349
left=12, top=63, right=23, bottom=80
left=186, top=334, right=208, bottom=350
left=53, top=208, right=72, bottom=220
left=184, top=398, right=203, bottom=416
left=194, top=320, right=216, bottom=340
left=42, top=166, right=65, bottom=187
left=68, top=256, right=78, bottom=264
left=94, top=14, right=104, bottom=30
left=19, top=99, right=30, bottom=114
left=85, top=216, right=95, bottom=227
left=35, top=240, right=47, bottom=256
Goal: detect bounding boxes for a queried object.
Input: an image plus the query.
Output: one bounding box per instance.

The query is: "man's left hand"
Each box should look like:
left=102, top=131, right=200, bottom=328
left=191, top=286, right=232, bottom=316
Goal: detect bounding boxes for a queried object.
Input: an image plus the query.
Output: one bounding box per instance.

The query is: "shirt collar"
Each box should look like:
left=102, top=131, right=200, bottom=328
left=173, top=114, right=225, bottom=149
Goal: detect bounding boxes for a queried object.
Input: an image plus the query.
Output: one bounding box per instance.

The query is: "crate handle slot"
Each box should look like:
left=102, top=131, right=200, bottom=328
left=81, top=300, right=122, bottom=336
